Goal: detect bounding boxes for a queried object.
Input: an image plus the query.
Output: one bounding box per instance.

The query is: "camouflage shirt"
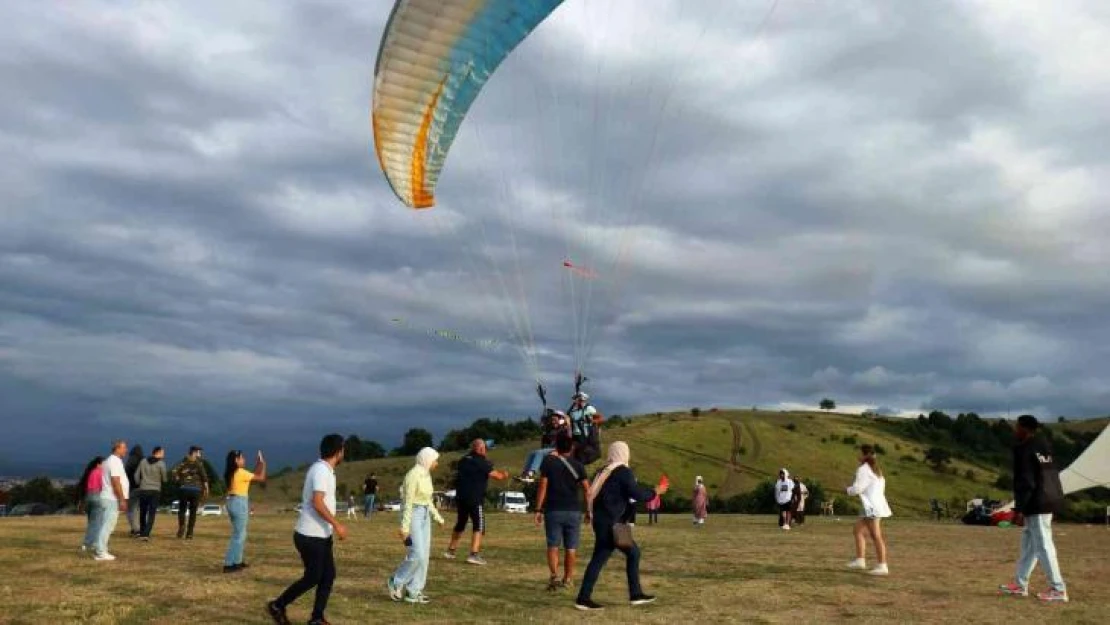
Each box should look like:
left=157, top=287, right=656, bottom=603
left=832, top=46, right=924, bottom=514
left=171, top=458, right=209, bottom=489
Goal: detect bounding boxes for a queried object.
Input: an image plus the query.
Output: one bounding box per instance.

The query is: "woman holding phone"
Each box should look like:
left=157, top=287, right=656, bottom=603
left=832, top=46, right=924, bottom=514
left=223, top=449, right=266, bottom=573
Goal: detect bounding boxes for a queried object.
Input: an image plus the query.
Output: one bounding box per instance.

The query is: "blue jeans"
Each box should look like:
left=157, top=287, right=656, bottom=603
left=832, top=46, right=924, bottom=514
left=363, top=494, right=376, bottom=518
left=1015, top=513, right=1066, bottom=592
left=96, top=499, right=120, bottom=556
left=391, top=505, right=431, bottom=596
left=83, top=496, right=103, bottom=548
left=224, top=496, right=249, bottom=566
left=523, top=448, right=554, bottom=475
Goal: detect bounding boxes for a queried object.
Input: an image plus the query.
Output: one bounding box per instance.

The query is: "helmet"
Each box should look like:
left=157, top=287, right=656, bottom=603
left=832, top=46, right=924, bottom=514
left=574, top=392, right=589, bottom=402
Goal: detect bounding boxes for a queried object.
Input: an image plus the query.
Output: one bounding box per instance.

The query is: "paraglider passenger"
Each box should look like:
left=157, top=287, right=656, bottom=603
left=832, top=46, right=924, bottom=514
left=517, top=409, right=569, bottom=483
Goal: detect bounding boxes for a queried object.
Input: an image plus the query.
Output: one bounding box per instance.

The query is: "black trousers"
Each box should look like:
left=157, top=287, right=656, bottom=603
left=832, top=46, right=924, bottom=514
left=138, top=491, right=160, bottom=537
left=577, top=520, right=643, bottom=602
left=177, top=491, right=200, bottom=536
left=275, top=532, right=336, bottom=621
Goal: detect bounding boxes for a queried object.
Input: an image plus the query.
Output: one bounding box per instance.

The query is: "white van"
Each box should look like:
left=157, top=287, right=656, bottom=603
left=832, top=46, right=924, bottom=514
left=498, top=491, right=529, bottom=514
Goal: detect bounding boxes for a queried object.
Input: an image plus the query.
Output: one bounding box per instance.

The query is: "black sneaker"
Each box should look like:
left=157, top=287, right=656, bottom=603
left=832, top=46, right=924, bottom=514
left=575, top=599, right=604, bottom=611
left=177, top=529, right=185, bottom=539
left=265, top=601, right=290, bottom=625
left=236, top=562, right=250, bottom=570
left=223, top=565, right=241, bottom=574
left=631, top=594, right=656, bottom=606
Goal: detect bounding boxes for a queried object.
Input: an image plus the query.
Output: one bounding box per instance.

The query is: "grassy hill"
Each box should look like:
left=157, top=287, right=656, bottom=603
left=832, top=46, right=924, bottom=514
left=251, top=409, right=1087, bottom=517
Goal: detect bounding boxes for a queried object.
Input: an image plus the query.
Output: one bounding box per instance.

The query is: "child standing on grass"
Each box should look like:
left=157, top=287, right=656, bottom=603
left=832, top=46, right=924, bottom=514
left=846, top=444, right=891, bottom=576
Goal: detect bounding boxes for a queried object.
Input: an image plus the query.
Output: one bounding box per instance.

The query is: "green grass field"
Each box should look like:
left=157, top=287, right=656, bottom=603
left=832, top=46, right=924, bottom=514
left=257, top=410, right=1027, bottom=516
left=1, top=511, right=1106, bottom=624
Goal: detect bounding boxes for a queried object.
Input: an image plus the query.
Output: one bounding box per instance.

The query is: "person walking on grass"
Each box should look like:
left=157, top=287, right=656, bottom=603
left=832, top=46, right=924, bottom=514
left=136, top=446, right=168, bottom=540
left=267, top=434, right=346, bottom=625
left=388, top=447, right=446, bottom=604
left=646, top=492, right=661, bottom=525
left=534, top=434, right=590, bottom=591
left=846, top=444, right=891, bottom=576
left=444, top=439, right=509, bottom=565
left=775, top=469, right=795, bottom=530
left=998, top=415, right=1068, bottom=603
left=94, top=440, right=129, bottom=561
left=171, top=446, right=209, bottom=539
left=692, top=476, right=708, bottom=527
left=124, top=445, right=144, bottom=537
left=223, top=449, right=266, bottom=573
left=575, top=441, right=668, bottom=611
left=77, top=455, right=104, bottom=553
left=362, top=472, right=378, bottom=519
left=792, top=477, right=809, bottom=526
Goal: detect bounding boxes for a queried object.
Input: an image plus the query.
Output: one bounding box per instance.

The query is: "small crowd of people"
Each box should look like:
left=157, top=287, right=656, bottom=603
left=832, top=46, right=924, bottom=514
left=71, top=407, right=1071, bottom=624
left=75, top=442, right=267, bottom=573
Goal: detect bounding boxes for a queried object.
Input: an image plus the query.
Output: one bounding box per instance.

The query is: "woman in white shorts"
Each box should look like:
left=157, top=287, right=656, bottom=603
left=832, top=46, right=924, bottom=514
left=846, top=444, right=891, bottom=575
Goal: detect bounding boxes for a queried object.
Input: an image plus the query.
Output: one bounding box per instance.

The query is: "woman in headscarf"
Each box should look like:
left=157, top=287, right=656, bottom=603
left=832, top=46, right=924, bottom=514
left=388, top=447, right=445, bottom=604
left=692, top=476, right=708, bottom=527
left=574, top=441, right=668, bottom=611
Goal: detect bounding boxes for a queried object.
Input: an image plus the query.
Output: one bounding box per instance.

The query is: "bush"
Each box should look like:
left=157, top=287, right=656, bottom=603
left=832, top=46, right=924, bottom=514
left=842, top=435, right=858, bottom=446
left=993, top=474, right=1013, bottom=490
left=785, top=423, right=797, bottom=431
left=820, top=438, right=828, bottom=444
left=964, top=469, right=976, bottom=482
left=900, top=455, right=917, bottom=463
left=873, top=443, right=887, bottom=455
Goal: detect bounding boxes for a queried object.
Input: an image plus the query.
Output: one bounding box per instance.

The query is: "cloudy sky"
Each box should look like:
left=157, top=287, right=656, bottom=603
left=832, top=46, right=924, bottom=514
left=2, top=0, right=1108, bottom=474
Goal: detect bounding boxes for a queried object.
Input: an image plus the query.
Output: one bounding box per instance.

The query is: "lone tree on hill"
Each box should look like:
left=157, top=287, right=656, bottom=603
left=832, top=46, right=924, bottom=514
left=924, top=446, right=952, bottom=471
left=819, top=398, right=836, bottom=411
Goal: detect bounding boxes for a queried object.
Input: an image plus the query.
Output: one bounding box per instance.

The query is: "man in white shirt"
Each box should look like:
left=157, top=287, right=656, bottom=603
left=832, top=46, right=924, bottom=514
left=268, top=434, right=348, bottom=625
left=774, top=468, right=795, bottom=530
left=95, top=440, right=129, bottom=560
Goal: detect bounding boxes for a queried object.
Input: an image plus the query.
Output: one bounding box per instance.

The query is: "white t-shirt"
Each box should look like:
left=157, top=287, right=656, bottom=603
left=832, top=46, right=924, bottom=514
left=295, top=460, right=336, bottom=538
left=774, top=478, right=794, bottom=505
left=100, top=454, right=128, bottom=501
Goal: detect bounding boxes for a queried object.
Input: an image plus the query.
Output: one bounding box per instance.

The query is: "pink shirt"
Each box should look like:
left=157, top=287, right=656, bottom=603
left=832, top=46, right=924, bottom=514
left=86, top=467, right=103, bottom=494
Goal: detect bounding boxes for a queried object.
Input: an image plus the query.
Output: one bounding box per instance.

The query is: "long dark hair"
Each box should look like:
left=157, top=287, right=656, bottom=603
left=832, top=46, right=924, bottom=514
left=860, top=444, right=883, bottom=477
left=224, top=450, right=242, bottom=489
left=76, top=456, right=104, bottom=501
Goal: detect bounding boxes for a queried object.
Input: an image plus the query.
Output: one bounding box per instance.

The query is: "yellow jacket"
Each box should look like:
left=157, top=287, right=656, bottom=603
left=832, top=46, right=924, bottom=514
left=400, top=464, right=444, bottom=534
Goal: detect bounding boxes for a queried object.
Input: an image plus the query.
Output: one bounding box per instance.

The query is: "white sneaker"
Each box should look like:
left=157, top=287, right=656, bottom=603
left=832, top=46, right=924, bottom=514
left=869, top=564, right=889, bottom=576
left=782, top=524, right=791, bottom=531
left=846, top=558, right=867, bottom=570
left=93, top=552, right=116, bottom=561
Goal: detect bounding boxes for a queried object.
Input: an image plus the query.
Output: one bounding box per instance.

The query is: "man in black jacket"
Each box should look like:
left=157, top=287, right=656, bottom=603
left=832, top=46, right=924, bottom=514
left=998, top=415, right=1068, bottom=603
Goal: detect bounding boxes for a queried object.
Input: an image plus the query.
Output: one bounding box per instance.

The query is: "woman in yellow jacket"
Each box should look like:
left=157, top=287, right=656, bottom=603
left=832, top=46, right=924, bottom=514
left=387, top=447, right=444, bottom=604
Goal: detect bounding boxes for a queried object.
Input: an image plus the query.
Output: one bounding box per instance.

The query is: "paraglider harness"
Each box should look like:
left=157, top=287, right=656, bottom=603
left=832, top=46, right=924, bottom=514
left=536, top=377, right=601, bottom=465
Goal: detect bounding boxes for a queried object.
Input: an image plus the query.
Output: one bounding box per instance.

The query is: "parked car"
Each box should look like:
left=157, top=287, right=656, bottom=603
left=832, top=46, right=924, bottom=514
left=382, top=499, right=402, bottom=512
left=199, top=504, right=223, bottom=517
left=498, top=491, right=529, bottom=514
left=7, top=503, right=52, bottom=516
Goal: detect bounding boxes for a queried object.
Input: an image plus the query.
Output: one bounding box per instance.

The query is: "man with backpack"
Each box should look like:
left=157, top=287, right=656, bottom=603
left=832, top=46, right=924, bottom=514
left=534, top=434, right=590, bottom=591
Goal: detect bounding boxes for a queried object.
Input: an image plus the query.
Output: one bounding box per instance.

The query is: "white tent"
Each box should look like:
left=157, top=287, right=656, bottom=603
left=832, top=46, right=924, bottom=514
left=1060, top=422, right=1110, bottom=495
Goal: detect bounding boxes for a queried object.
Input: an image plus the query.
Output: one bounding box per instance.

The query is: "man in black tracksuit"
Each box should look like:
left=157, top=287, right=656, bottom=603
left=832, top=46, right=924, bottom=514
left=998, top=415, right=1068, bottom=602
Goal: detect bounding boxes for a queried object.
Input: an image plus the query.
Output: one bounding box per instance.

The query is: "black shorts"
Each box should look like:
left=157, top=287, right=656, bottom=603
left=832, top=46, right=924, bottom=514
left=454, top=501, right=485, bottom=534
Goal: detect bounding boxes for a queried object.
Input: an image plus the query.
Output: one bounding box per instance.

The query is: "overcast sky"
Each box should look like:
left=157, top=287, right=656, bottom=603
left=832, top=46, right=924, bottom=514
left=2, top=1, right=1108, bottom=474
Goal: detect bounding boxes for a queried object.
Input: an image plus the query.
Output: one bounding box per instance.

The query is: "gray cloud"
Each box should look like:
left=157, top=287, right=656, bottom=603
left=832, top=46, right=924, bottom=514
left=2, top=0, right=1108, bottom=474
